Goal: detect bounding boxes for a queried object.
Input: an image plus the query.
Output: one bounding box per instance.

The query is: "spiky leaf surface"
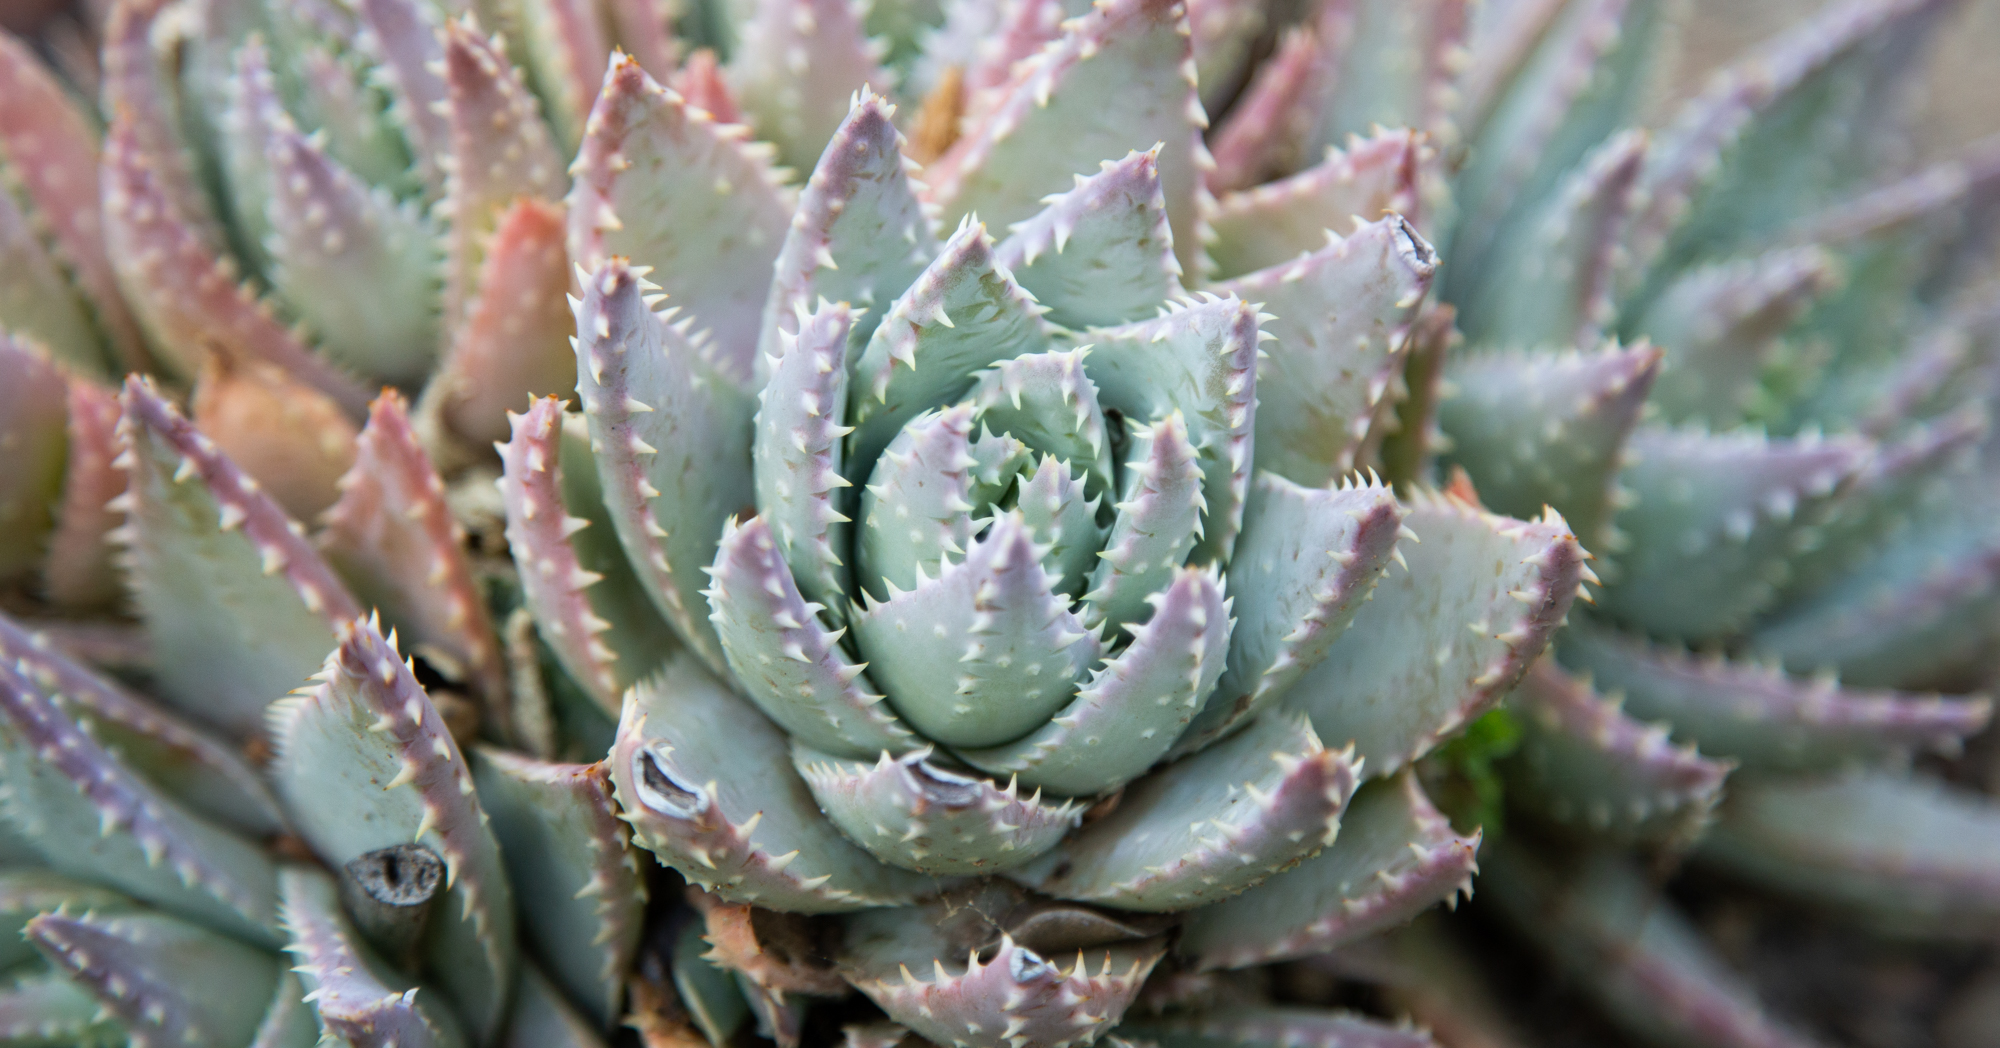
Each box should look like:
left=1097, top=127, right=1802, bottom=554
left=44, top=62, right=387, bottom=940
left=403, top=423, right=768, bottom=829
left=994, top=148, right=1185, bottom=329
left=794, top=745, right=1081, bottom=873
left=268, top=620, right=515, bottom=1041
left=611, top=657, right=931, bottom=911
left=0, top=336, right=69, bottom=580
left=44, top=381, right=127, bottom=609
left=1205, top=129, right=1422, bottom=281
left=0, top=969, right=126, bottom=1046
left=27, top=909, right=280, bottom=1048
left=279, top=867, right=467, bottom=1048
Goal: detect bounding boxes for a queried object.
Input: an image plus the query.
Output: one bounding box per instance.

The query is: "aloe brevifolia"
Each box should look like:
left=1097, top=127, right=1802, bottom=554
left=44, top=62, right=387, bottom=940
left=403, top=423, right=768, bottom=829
left=0, top=0, right=1997, bottom=1046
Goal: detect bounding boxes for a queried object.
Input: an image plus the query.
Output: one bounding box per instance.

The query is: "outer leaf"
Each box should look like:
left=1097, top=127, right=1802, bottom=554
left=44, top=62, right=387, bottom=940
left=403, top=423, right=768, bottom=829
left=569, top=55, right=795, bottom=383
left=573, top=259, right=756, bottom=676
left=472, top=750, right=646, bottom=1026
left=1179, top=773, right=1478, bottom=971
left=1205, top=129, right=1423, bottom=281
left=1280, top=491, right=1585, bottom=775
left=959, top=565, right=1230, bottom=796
left=926, top=0, right=1209, bottom=278
left=731, top=0, right=893, bottom=171
left=1436, top=341, right=1662, bottom=552
left=1014, top=713, right=1359, bottom=912
left=1211, top=216, right=1434, bottom=488
left=1561, top=624, right=1990, bottom=772
left=1701, top=771, right=2000, bottom=936
left=993, top=147, right=1184, bottom=329
left=0, top=336, right=68, bottom=579
left=44, top=381, right=127, bottom=608
left=1205, top=25, right=1335, bottom=193
left=793, top=746, right=1080, bottom=873
left=609, top=656, right=932, bottom=911
left=1082, top=413, right=1206, bottom=633
left=0, top=870, right=133, bottom=971
left=0, top=970, right=126, bottom=1046
left=0, top=171, right=104, bottom=377
left=353, top=0, right=453, bottom=190
left=321, top=393, right=505, bottom=709
left=754, top=303, right=859, bottom=609
left=268, top=620, right=515, bottom=1042
left=852, top=513, right=1099, bottom=748
left=114, top=378, right=360, bottom=736
left=27, top=910, right=280, bottom=1048
left=279, top=867, right=467, bottom=1048
left=1301, top=0, right=1468, bottom=155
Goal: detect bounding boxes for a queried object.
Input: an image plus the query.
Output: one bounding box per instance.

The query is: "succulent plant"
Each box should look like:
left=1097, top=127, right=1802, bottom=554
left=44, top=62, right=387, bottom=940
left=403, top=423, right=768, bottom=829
left=0, top=0, right=1998, bottom=1046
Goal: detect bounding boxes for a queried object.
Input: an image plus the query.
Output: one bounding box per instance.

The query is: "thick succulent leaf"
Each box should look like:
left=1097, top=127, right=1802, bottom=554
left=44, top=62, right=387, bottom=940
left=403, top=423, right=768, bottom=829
left=731, top=0, right=892, bottom=171
left=428, top=195, right=578, bottom=450
left=1180, top=473, right=1404, bottom=753
left=1627, top=0, right=1954, bottom=290
left=1205, top=129, right=1423, bottom=281
left=0, top=659, right=279, bottom=944
left=1075, top=295, right=1259, bottom=562
left=0, top=870, right=134, bottom=970
left=555, top=410, right=681, bottom=685
left=0, top=612, right=284, bottom=835
left=0, top=969, right=126, bottom=1046
left=440, top=18, right=566, bottom=328
left=1458, top=131, right=1646, bottom=351
left=604, top=0, right=680, bottom=81
left=101, top=0, right=225, bottom=250
left=501, top=0, right=612, bottom=150
left=1187, top=0, right=1265, bottom=109
left=1303, top=0, right=1467, bottom=155
left=1598, top=427, right=1869, bottom=640
left=793, top=745, right=1080, bottom=873
left=279, top=866, right=468, bottom=1048
left=574, top=260, right=757, bottom=676
left=249, top=46, right=441, bottom=386
left=839, top=901, right=1166, bottom=1048
left=1120, top=1008, right=1436, bottom=1048
left=0, top=177, right=104, bottom=378
left=1008, top=454, right=1105, bottom=600
left=1437, top=341, right=1662, bottom=552
left=1372, top=305, right=1455, bottom=490
left=1507, top=659, right=1731, bottom=839
left=0, top=32, right=144, bottom=370
left=684, top=888, right=849, bottom=1001
left=322, top=393, right=505, bottom=709
left=993, top=148, right=1184, bottom=329
left=0, top=336, right=68, bottom=580
left=755, top=303, right=859, bottom=608
left=853, top=513, right=1099, bottom=748
left=570, top=55, right=795, bottom=383
left=26, top=909, right=279, bottom=1048
left=1015, top=712, right=1358, bottom=912
left=1562, top=624, right=1989, bottom=772
left=756, top=92, right=935, bottom=378
left=612, top=657, right=932, bottom=910
left=847, top=220, right=1052, bottom=475
left=1083, top=413, right=1206, bottom=633
left=1205, top=25, right=1334, bottom=193
left=925, top=0, right=1208, bottom=278
left=268, top=620, right=515, bottom=1041
left=1281, top=491, right=1586, bottom=775
left=1484, top=844, right=1828, bottom=1048
left=1702, top=771, right=2000, bottom=936
left=1630, top=247, right=1838, bottom=427
left=913, top=0, right=1063, bottom=108
left=352, top=0, right=453, bottom=190
left=1211, top=216, right=1433, bottom=488
left=960, top=565, right=1229, bottom=796
left=968, top=348, right=1114, bottom=501
left=472, top=750, right=645, bottom=1027
left=44, top=381, right=126, bottom=609
left=500, top=397, right=632, bottom=713
left=707, top=515, right=919, bottom=759
left=856, top=405, right=987, bottom=601
left=673, top=921, right=752, bottom=1047
left=1179, top=773, right=1477, bottom=971
left=189, top=354, right=358, bottom=523
left=247, top=972, right=317, bottom=1048
left=99, top=120, right=369, bottom=415
left=114, top=379, right=360, bottom=736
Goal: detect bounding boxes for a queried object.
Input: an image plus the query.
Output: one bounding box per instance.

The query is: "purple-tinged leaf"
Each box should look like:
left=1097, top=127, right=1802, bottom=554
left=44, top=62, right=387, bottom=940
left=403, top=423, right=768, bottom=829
left=1437, top=340, right=1662, bottom=553
left=1281, top=492, right=1586, bottom=775
left=604, top=0, right=679, bottom=81
left=0, top=334, right=69, bottom=581
left=926, top=0, right=1210, bottom=280
left=1212, top=215, right=1433, bottom=488
left=1206, top=25, right=1334, bottom=194
left=321, top=392, right=507, bottom=711
left=44, top=369, right=127, bottom=609
left=1507, top=658, right=1731, bottom=839
left=1188, top=0, right=1267, bottom=111
left=794, top=746, right=1081, bottom=873
left=101, top=0, right=225, bottom=249
left=1205, top=128, right=1423, bottom=281
left=1302, top=0, right=1468, bottom=155
left=754, top=302, right=859, bottom=610
left=114, top=378, right=361, bottom=736
left=268, top=618, right=515, bottom=1042
left=27, top=909, right=281, bottom=1048
left=1015, top=713, right=1359, bottom=912
left=509, top=0, right=613, bottom=149
left=279, top=866, right=468, bottom=1048
left=0, top=969, right=126, bottom=1046
left=1182, top=773, right=1478, bottom=970
left=1564, top=624, right=1991, bottom=773
left=670, top=47, right=743, bottom=124
left=1082, top=412, right=1205, bottom=633
left=353, top=0, right=452, bottom=192
left=569, top=55, right=794, bottom=384
left=472, top=750, right=646, bottom=1027
left=610, top=655, right=932, bottom=911
left=995, top=147, right=1184, bottom=329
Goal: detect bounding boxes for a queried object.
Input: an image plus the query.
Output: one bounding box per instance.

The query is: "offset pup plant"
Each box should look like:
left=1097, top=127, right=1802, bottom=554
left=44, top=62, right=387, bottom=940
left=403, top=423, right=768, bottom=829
left=0, top=0, right=1995, bottom=1047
